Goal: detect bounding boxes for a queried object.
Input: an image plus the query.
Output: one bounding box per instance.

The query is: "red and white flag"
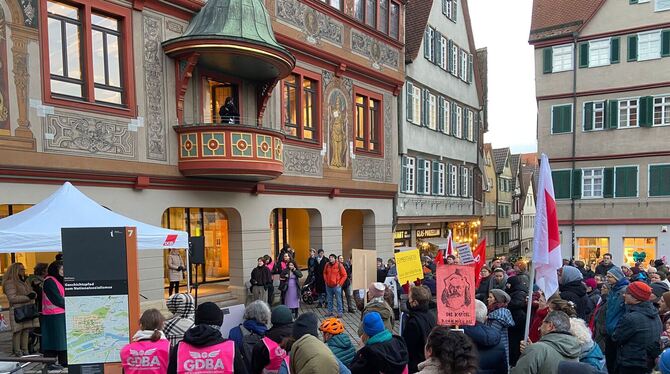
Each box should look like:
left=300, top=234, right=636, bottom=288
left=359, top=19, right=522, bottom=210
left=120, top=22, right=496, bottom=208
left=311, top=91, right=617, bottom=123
left=532, top=154, right=562, bottom=298
left=446, top=230, right=453, bottom=256
left=473, top=238, right=486, bottom=287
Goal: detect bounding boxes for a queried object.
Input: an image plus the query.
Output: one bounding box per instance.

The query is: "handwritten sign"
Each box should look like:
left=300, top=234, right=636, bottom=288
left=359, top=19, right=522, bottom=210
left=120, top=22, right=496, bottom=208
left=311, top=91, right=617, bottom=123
left=455, top=243, right=475, bottom=264
left=395, top=249, right=424, bottom=285
left=437, top=265, right=475, bottom=326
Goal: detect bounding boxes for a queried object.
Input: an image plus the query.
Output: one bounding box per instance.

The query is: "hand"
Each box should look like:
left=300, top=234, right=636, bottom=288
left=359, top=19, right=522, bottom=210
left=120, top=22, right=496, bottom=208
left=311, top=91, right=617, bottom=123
left=27, top=292, right=36, bottom=300
left=520, top=339, right=531, bottom=354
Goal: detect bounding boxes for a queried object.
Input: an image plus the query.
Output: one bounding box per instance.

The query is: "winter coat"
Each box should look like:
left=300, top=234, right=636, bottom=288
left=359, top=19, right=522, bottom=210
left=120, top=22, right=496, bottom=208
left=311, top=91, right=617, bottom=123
left=506, top=277, right=528, bottom=367
left=167, top=324, right=247, bottom=374
left=250, top=323, right=293, bottom=374
left=40, top=277, right=64, bottom=351
left=167, top=252, right=184, bottom=282
left=587, top=289, right=602, bottom=310
left=350, top=330, right=408, bottom=374
left=579, top=341, right=606, bottom=371
left=164, top=293, right=195, bottom=347
left=279, top=267, right=302, bottom=297
left=3, top=276, right=38, bottom=332
left=323, top=261, right=347, bottom=288
left=489, top=273, right=508, bottom=292
left=595, top=262, right=615, bottom=277
left=463, top=322, right=507, bottom=374
left=592, top=300, right=607, bottom=353
left=557, top=361, right=603, bottom=374
left=315, top=257, right=328, bottom=293
left=605, top=278, right=629, bottom=335
left=578, top=266, right=595, bottom=280
left=476, top=275, right=492, bottom=302
left=612, top=301, right=663, bottom=370
left=486, top=307, right=515, bottom=367
left=326, top=333, right=356, bottom=367
left=510, top=332, right=581, bottom=374
left=401, top=303, right=436, bottom=373
left=229, top=319, right=268, bottom=348
left=416, top=358, right=442, bottom=374
left=560, top=280, right=593, bottom=320
left=250, top=265, right=273, bottom=288
left=290, top=334, right=339, bottom=374
left=342, top=261, right=353, bottom=289
left=358, top=298, right=395, bottom=336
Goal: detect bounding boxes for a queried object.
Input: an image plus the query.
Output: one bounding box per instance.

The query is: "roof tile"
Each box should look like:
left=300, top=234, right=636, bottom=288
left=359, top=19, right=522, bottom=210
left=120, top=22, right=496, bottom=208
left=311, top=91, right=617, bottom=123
left=529, top=0, right=604, bottom=42
left=492, top=148, right=510, bottom=175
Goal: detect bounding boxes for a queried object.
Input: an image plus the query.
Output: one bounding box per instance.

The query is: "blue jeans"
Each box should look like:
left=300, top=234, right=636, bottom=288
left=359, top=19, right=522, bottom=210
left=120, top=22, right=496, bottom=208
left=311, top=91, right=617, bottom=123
left=326, top=285, right=343, bottom=315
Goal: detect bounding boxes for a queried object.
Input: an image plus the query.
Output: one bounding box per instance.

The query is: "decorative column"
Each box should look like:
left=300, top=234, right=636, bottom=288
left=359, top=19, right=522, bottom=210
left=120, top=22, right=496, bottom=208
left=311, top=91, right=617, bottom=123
left=4, top=24, right=35, bottom=149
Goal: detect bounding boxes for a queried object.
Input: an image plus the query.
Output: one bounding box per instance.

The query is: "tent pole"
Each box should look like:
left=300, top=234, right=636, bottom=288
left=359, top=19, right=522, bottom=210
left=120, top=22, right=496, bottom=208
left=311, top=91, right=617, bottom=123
left=186, top=247, right=191, bottom=294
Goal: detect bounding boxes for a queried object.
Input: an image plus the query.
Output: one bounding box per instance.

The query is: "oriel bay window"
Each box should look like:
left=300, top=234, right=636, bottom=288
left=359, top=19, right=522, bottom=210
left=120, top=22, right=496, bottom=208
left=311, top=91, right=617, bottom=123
left=354, top=0, right=400, bottom=39
left=283, top=71, right=320, bottom=143
left=354, top=90, right=382, bottom=154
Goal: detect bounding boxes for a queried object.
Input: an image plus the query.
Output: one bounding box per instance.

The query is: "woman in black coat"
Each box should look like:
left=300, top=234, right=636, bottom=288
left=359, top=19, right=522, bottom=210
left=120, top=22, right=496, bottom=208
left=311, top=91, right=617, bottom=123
left=505, top=275, right=528, bottom=367
left=559, top=265, right=594, bottom=320
left=476, top=266, right=492, bottom=302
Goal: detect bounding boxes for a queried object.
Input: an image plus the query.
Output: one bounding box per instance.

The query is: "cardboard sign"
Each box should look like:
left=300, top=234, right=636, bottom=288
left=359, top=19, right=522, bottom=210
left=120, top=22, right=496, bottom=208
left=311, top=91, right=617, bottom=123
left=437, top=265, right=476, bottom=326
left=455, top=243, right=475, bottom=264
left=384, top=276, right=399, bottom=308
left=395, top=249, right=424, bottom=286
left=352, top=249, right=377, bottom=290
left=219, top=304, right=245, bottom=338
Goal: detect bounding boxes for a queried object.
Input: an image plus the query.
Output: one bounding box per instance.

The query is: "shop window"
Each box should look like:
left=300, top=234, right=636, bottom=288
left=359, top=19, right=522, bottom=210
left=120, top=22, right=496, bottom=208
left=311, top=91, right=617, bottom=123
left=577, top=237, right=609, bottom=266
left=623, top=237, right=656, bottom=266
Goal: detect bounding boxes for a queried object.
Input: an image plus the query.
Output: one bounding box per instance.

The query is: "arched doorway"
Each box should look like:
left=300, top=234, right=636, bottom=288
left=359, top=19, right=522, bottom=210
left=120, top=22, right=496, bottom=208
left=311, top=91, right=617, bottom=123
left=269, top=208, right=322, bottom=268
left=341, top=209, right=375, bottom=260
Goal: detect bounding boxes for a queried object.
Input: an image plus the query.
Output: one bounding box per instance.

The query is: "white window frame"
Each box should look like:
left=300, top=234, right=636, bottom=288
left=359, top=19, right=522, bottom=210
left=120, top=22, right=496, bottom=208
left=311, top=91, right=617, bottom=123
left=619, top=98, right=639, bottom=128
left=583, top=101, right=606, bottom=131
left=461, top=167, right=469, bottom=197
left=653, top=95, right=670, bottom=126
left=437, top=162, right=445, bottom=195
left=449, top=164, right=458, bottom=196
left=638, top=30, right=662, bottom=61
left=442, top=98, right=450, bottom=133
left=419, top=159, right=431, bottom=195
left=440, top=36, right=448, bottom=70
left=656, top=0, right=670, bottom=11
left=460, top=50, right=468, bottom=81
left=552, top=44, right=573, bottom=72
left=426, top=27, right=435, bottom=61
left=402, top=156, right=415, bottom=193
left=467, top=109, right=474, bottom=141
left=428, top=93, right=437, bottom=130
left=451, top=44, right=459, bottom=77
left=456, top=105, right=463, bottom=138
left=582, top=168, right=604, bottom=199
left=588, top=38, right=610, bottom=67
left=412, top=86, right=421, bottom=125
left=443, top=0, right=452, bottom=18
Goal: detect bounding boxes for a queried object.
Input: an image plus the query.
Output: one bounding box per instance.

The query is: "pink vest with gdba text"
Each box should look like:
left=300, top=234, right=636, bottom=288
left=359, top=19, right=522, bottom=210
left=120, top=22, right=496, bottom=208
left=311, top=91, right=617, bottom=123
left=42, top=276, right=65, bottom=315
left=261, top=337, right=287, bottom=373
left=120, top=339, right=170, bottom=374
left=177, top=340, right=235, bottom=374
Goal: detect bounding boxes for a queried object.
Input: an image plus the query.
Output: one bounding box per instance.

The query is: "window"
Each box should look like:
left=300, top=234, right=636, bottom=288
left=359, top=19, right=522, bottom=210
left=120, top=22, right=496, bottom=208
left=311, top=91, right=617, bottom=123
left=365, top=0, right=376, bottom=28
left=379, top=0, right=389, bottom=34
left=401, top=156, right=416, bottom=193
left=451, top=44, right=459, bottom=77
left=428, top=94, right=437, bottom=130
left=552, top=45, right=573, bottom=72
left=582, top=168, right=603, bottom=198
left=390, top=2, right=399, bottom=39
left=424, top=27, right=435, bottom=61
left=552, top=170, right=572, bottom=199
left=460, top=50, right=468, bottom=81
left=623, top=238, right=656, bottom=267
left=588, top=39, right=610, bottom=67
left=461, top=167, right=469, bottom=197
left=656, top=0, right=670, bottom=11
left=412, top=86, right=421, bottom=124
left=455, top=106, right=463, bottom=138
left=356, top=0, right=400, bottom=38
left=283, top=72, right=320, bottom=142
left=577, top=238, right=609, bottom=264
left=619, top=99, right=638, bottom=128
left=654, top=96, right=670, bottom=126
left=649, top=164, right=670, bottom=196
left=583, top=101, right=605, bottom=131
left=433, top=162, right=445, bottom=195
left=551, top=104, right=573, bottom=134
left=638, top=31, right=662, bottom=61
left=443, top=99, right=451, bottom=133
left=449, top=164, right=458, bottom=196
left=417, top=159, right=431, bottom=195
left=45, top=0, right=131, bottom=110
left=467, top=110, right=474, bottom=141
left=321, top=0, right=343, bottom=10
left=440, top=36, right=448, bottom=70
left=354, top=0, right=364, bottom=21
left=615, top=166, right=638, bottom=197
left=354, top=91, right=382, bottom=154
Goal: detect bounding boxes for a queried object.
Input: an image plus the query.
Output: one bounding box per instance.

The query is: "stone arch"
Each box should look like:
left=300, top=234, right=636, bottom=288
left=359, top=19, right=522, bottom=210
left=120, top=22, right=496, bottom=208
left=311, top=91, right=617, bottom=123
left=341, top=209, right=375, bottom=259
left=3, top=0, right=24, bottom=26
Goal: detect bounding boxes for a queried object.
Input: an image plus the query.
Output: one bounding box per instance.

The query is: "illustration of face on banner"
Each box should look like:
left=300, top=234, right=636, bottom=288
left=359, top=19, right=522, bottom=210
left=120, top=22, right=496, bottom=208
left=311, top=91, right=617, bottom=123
left=437, top=265, right=475, bottom=326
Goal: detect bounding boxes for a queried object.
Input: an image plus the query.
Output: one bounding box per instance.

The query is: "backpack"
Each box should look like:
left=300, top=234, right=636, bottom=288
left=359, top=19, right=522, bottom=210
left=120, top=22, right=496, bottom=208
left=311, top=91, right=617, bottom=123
left=239, top=324, right=263, bottom=371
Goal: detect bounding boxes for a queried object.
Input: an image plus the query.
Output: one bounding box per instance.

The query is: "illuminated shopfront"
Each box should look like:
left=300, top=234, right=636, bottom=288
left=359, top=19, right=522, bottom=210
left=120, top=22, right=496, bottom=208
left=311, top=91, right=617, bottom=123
left=577, top=237, right=609, bottom=266
left=0, top=205, right=58, bottom=274
left=270, top=208, right=311, bottom=268
left=449, top=220, right=481, bottom=249
left=623, top=237, right=656, bottom=266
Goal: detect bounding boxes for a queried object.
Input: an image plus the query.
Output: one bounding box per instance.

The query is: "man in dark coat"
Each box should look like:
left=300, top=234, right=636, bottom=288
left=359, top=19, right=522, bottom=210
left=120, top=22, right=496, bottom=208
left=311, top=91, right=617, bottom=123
left=401, top=286, right=436, bottom=373
left=595, top=253, right=615, bottom=276
left=464, top=300, right=507, bottom=374
left=612, top=281, right=662, bottom=374
left=575, top=260, right=595, bottom=279
left=559, top=266, right=593, bottom=320
left=315, top=249, right=328, bottom=307
left=506, top=275, right=529, bottom=366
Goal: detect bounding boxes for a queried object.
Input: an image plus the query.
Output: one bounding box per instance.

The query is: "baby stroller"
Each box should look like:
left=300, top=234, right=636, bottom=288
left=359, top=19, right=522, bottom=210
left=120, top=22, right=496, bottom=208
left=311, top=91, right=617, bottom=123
left=301, top=274, right=315, bottom=304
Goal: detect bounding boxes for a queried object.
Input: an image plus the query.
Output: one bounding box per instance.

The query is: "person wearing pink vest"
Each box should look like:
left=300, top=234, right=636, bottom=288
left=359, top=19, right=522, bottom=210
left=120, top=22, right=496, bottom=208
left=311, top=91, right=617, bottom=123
left=41, top=261, right=67, bottom=370
left=168, top=302, right=248, bottom=374
left=120, top=309, right=170, bottom=373
left=250, top=305, right=293, bottom=374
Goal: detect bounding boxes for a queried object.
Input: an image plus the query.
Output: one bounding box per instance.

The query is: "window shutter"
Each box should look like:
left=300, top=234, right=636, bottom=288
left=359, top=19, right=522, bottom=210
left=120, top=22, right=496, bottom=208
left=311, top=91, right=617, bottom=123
left=543, top=48, right=553, bottom=74
left=438, top=97, right=444, bottom=132
left=448, top=40, right=454, bottom=73
left=463, top=110, right=469, bottom=139
left=584, top=102, right=594, bottom=131
left=474, top=112, right=479, bottom=142
left=579, top=43, right=589, bottom=68
left=434, top=32, right=441, bottom=65
left=469, top=171, right=473, bottom=197
left=468, top=54, right=473, bottom=83
left=639, top=96, right=654, bottom=127
left=422, top=89, right=428, bottom=126
left=459, top=166, right=465, bottom=197
left=401, top=157, right=408, bottom=192
left=442, top=0, right=447, bottom=15
left=611, top=37, right=620, bottom=64
left=451, top=102, right=457, bottom=136
left=432, top=162, right=440, bottom=195
left=572, top=169, right=582, bottom=199
left=607, top=100, right=619, bottom=129
left=424, top=29, right=431, bottom=60
left=649, top=165, right=670, bottom=197
left=629, top=0, right=638, bottom=4
left=603, top=167, right=614, bottom=198
left=615, top=166, right=638, bottom=197
left=406, top=82, right=413, bottom=121
left=663, top=30, right=670, bottom=57
left=552, top=170, right=571, bottom=199
left=628, top=35, right=638, bottom=61
left=417, top=159, right=425, bottom=194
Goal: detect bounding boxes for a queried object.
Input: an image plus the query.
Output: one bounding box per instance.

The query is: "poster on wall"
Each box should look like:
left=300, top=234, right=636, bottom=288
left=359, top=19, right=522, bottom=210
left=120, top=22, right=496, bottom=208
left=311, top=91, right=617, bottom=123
left=352, top=248, right=377, bottom=290
left=394, top=249, right=424, bottom=286
left=436, top=265, right=475, bottom=326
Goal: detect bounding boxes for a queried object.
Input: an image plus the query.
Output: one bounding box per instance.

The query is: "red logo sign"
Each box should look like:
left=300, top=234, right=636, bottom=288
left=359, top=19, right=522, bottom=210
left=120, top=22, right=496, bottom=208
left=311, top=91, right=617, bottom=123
left=163, top=234, right=178, bottom=246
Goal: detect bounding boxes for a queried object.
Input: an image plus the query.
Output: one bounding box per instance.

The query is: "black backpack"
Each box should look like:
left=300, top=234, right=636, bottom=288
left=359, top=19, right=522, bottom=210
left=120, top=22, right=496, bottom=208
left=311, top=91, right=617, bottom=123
left=239, top=325, right=263, bottom=370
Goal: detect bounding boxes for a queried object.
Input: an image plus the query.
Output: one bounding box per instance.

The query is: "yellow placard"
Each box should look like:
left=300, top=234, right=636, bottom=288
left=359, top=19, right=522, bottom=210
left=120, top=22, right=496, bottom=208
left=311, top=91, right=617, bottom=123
left=395, top=249, right=424, bottom=285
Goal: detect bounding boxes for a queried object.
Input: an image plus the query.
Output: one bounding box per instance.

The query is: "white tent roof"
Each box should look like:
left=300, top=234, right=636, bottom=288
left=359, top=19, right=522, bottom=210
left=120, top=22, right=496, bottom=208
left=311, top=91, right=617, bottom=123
left=0, top=182, right=189, bottom=252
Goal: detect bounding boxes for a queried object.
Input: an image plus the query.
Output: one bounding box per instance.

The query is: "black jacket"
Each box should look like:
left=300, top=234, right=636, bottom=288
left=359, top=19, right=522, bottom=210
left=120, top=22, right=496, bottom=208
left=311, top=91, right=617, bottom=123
left=463, top=322, right=506, bottom=374
left=342, top=261, right=353, bottom=289
left=476, top=275, right=492, bottom=302
left=595, top=262, right=615, bottom=276
left=279, top=267, right=302, bottom=296
left=250, top=323, right=293, bottom=374
left=559, top=280, right=593, bottom=320
left=350, top=335, right=409, bottom=374
left=250, top=266, right=273, bottom=287
left=401, top=303, right=436, bottom=373
left=612, top=301, right=662, bottom=370
left=506, top=276, right=528, bottom=367
left=168, top=325, right=248, bottom=374
left=315, top=257, right=328, bottom=293
left=577, top=266, right=595, bottom=280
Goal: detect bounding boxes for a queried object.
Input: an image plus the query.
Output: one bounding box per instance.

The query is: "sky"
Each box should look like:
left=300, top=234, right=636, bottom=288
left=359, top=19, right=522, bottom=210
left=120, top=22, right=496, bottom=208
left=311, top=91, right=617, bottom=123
left=468, top=0, right=538, bottom=154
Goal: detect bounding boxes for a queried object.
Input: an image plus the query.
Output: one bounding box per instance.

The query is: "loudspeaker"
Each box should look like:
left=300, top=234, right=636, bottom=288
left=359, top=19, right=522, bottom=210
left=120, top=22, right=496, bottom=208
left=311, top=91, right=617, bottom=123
left=190, top=236, right=205, bottom=265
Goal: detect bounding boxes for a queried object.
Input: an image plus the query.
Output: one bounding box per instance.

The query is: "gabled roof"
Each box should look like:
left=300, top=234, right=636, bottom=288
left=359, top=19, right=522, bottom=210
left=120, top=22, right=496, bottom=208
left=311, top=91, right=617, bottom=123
left=528, top=0, right=605, bottom=43
left=510, top=154, right=521, bottom=186
left=492, top=148, right=510, bottom=175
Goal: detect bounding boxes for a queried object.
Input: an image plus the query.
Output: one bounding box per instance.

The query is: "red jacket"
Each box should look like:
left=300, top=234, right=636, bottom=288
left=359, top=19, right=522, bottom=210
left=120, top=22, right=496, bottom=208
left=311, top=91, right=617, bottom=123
left=323, top=261, right=347, bottom=288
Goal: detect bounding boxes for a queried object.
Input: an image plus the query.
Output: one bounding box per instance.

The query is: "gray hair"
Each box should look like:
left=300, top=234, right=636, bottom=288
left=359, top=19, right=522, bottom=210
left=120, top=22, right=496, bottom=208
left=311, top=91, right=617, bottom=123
left=545, top=310, right=571, bottom=333
left=244, top=300, right=271, bottom=325
left=474, top=299, right=487, bottom=323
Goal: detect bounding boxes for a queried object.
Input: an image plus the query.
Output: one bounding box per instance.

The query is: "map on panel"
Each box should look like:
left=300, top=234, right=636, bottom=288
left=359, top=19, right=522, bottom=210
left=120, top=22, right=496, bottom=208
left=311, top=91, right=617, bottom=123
left=65, top=295, right=130, bottom=364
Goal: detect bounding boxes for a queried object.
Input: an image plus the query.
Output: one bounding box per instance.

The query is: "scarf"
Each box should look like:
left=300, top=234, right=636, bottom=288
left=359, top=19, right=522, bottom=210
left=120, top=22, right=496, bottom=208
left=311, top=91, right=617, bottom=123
left=487, top=302, right=508, bottom=313
left=132, top=329, right=166, bottom=342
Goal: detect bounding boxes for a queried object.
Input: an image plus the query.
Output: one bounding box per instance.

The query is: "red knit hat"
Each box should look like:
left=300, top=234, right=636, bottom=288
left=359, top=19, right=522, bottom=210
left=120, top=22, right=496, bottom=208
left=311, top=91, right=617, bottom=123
left=584, top=278, right=597, bottom=290
left=627, top=281, right=652, bottom=302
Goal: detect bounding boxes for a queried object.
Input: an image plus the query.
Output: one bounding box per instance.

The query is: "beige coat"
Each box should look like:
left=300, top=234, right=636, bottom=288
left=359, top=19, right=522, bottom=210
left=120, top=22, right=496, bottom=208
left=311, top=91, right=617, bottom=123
left=3, top=278, right=38, bottom=332
left=168, top=252, right=185, bottom=282
left=416, top=359, right=443, bottom=374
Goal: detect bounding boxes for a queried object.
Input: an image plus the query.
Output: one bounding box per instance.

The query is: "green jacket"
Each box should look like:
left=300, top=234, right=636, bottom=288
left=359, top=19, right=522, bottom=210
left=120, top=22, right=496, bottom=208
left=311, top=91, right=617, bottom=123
left=510, top=332, right=580, bottom=374
left=358, top=299, right=395, bottom=336
left=290, top=334, right=339, bottom=374
left=326, top=333, right=356, bottom=366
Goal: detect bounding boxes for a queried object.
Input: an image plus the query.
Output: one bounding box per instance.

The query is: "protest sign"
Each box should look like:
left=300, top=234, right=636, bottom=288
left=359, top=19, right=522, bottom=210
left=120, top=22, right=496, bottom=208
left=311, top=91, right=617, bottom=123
left=384, top=276, right=399, bottom=308
left=394, top=249, right=424, bottom=286
left=455, top=243, right=475, bottom=264
left=352, top=248, right=377, bottom=290
left=219, top=304, right=245, bottom=338
left=436, top=265, right=475, bottom=326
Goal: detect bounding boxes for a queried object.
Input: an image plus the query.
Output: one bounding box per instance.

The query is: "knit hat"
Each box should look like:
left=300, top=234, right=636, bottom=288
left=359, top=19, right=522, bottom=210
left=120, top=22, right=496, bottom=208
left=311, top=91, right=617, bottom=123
left=368, top=282, right=386, bottom=298
left=271, top=305, right=293, bottom=326
left=490, top=289, right=511, bottom=304
left=195, top=302, right=223, bottom=327
left=292, top=312, right=318, bottom=340
left=659, top=348, right=670, bottom=374
left=362, top=312, right=385, bottom=337
left=607, top=267, right=625, bottom=281
left=627, top=281, right=652, bottom=302
left=651, top=282, right=670, bottom=300
left=584, top=278, right=597, bottom=290
left=560, top=266, right=583, bottom=285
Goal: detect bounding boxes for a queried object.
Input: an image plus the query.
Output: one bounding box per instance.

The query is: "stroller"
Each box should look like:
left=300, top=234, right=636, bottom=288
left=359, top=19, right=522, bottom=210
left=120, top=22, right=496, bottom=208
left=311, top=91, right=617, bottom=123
left=301, top=274, right=316, bottom=304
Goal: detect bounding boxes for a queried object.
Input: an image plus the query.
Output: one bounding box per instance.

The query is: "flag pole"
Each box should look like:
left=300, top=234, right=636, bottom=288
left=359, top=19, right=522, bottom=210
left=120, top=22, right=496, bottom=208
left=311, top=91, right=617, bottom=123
left=523, top=261, right=536, bottom=341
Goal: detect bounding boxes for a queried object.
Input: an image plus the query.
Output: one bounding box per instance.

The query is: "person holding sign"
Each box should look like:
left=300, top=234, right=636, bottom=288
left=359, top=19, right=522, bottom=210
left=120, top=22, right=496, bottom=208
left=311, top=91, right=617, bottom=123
left=120, top=309, right=170, bottom=374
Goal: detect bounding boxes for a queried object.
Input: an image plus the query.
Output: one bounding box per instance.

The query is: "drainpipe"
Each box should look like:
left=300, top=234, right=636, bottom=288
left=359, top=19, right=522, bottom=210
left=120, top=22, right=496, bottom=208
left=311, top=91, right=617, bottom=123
left=394, top=80, right=406, bottom=234
left=570, top=32, right=579, bottom=259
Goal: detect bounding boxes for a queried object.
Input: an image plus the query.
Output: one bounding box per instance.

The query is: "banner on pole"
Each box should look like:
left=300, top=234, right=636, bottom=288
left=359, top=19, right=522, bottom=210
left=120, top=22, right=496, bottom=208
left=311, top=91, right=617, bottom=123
left=437, top=265, right=475, bottom=326
left=394, top=249, right=424, bottom=285
left=455, top=243, right=475, bottom=264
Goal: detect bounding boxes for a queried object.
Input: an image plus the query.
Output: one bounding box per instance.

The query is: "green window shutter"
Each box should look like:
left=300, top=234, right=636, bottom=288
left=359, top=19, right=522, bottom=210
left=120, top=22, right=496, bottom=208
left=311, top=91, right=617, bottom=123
left=579, top=43, right=589, bottom=68
left=451, top=102, right=457, bottom=136
left=630, top=0, right=638, bottom=4
left=603, top=167, right=614, bottom=198
left=406, top=82, right=413, bottom=121
left=401, top=157, right=408, bottom=192
left=572, top=169, right=582, bottom=199
left=639, top=96, right=654, bottom=127
left=417, top=159, right=425, bottom=194
left=434, top=32, right=441, bottom=64
left=650, top=165, right=670, bottom=196
left=422, top=89, right=428, bottom=126
left=453, top=0, right=458, bottom=21
left=552, top=170, right=572, bottom=199
left=662, top=30, right=670, bottom=57
left=611, top=37, right=620, bottom=64
left=607, top=100, right=619, bottom=129
left=448, top=40, right=454, bottom=72
left=615, top=166, right=638, bottom=197
left=543, top=48, right=553, bottom=74
left=424, top=29, right=431, bottom=60
left=584, top=102, right=594, bottom=131
left=473, top=112, right=479, bottom=142
left=468, top=54, right=473, bottom=83
left=438, top=97, right=444, bottom=132
left=628, top=35, right=638, bottom=61
left=432, top=162, right=440, bottom=194
left=552, top=105, right=572, bottom=133
left=463, top=109, right=469, bottom=139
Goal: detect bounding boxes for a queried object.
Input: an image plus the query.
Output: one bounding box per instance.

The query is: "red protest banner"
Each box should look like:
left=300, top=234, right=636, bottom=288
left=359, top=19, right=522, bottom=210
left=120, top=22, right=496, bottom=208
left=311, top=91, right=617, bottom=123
left=437, top=264, right=476, bottom=326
